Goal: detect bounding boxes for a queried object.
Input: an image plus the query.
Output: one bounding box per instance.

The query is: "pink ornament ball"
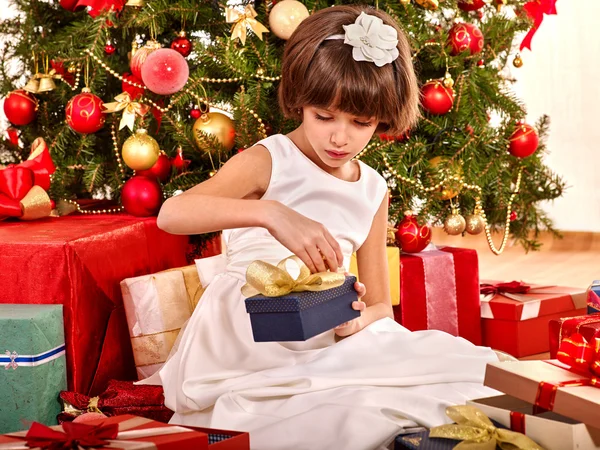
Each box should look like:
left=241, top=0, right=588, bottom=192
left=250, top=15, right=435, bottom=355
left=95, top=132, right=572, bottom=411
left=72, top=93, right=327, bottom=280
left=72, top=412, right=108, bottom=423
left=141, top=48, right=189, bottom=96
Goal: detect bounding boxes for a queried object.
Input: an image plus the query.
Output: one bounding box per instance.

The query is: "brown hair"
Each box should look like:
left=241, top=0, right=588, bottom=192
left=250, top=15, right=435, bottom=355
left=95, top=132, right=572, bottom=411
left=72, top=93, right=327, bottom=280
left=278, top=5, right=420, bottom=135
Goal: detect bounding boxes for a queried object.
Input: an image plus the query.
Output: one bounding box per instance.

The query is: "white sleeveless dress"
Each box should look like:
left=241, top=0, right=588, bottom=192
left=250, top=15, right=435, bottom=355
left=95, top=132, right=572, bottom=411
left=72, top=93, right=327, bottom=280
left=141, top=134, right=499, bottom=450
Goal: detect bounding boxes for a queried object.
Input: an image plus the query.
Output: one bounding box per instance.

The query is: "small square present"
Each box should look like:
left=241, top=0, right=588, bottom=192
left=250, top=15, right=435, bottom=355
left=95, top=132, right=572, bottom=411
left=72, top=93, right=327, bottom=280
left=245, top=275, right=359, bottom=342
left=484, top=360, right=600, bottom=430
left=548, top=313, right=600, bottom=358
left=0, top=304, right=67, bottom=433
left=480, top=281, right=587, bottom=357
left=468, top=394, right=600, bottom=450
left=587, top=280, right=600, bottom=314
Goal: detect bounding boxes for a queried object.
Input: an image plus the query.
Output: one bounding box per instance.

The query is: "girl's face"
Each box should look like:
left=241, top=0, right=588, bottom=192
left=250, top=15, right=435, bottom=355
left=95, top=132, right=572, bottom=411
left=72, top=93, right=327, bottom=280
left=301, top=106, right=379, bottom=168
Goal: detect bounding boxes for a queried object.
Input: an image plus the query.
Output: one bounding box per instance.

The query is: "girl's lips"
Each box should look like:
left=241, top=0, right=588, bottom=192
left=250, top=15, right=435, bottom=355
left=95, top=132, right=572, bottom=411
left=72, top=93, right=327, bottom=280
left=325, top=150, right=349, bottom=159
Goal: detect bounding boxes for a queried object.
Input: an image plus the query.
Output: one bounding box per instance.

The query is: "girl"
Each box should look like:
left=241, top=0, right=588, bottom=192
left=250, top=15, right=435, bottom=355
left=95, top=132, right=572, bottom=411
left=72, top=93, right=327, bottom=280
left=143, top=5, right=499, bottom=449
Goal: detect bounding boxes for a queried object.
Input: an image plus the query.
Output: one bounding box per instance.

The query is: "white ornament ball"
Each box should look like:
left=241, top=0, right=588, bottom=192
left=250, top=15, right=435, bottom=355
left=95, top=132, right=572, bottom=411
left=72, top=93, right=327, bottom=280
left=269, top=0, right=310, bottom=40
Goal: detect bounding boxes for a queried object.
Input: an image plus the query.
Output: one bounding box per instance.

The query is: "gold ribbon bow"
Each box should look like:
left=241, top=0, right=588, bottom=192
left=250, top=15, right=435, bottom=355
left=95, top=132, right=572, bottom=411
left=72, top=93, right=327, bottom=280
left=102, top=92, right=150, bottom=131
left=429, top=405, right=545, bottom=450
left=225, top=5, right=269, bottom=46
left=241, top=256, right=345, bottom=298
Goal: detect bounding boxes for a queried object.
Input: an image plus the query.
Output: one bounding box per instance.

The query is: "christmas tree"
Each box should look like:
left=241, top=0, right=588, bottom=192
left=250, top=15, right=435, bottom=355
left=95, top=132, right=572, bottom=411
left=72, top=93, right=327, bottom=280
left=0, top=0, right=564, bottom=253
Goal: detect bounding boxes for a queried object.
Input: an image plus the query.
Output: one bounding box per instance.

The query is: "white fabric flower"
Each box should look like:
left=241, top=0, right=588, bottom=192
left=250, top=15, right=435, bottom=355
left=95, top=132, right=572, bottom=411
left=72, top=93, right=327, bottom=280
left=342, top=12, right=399, bottom=67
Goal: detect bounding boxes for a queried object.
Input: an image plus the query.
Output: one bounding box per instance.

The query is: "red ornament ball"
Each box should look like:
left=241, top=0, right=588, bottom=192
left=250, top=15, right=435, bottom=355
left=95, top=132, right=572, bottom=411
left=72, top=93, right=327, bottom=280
left=395, top=213, right=432, bottom=253
left=190, top=108, right=201, bottom=119
left=121, top=175, right=163, bottom=217
left=65, top=89, right=105, bottom=134
left=137, top=153, right=172, bottom=183
left=130, top=41, right=161, bottom=79
left=448, top=23, right=484, bottom=56
left=510, top=211, right=517, bottom=222
left=141, top=48, right=189, bottom=96
left=104, top=42, right=116, bottom=55
left=171, top=32, right=193, bottom=57
left=122, top=73, right=145, bottom=100
left=59, top=0, right=84, bottom=11
left=3, top=90, right=38, bottom=126
left=509, top=123, right=539, bottom=158
left=421, top=80, right=454, bottom=115
left=457, top=0, right=486, bottom=11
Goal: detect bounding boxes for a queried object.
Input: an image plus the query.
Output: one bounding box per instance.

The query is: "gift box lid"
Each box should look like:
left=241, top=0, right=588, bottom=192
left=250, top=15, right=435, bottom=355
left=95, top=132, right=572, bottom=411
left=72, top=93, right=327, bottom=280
left=587, top=280, right=600, bottom=308
left=480, top=281, right=586, bottom=321
left=245, top=275, right=357, bottom=314
left=0, top=304, right=65, bottom=365
left=484, top=360, right=600, bottom=430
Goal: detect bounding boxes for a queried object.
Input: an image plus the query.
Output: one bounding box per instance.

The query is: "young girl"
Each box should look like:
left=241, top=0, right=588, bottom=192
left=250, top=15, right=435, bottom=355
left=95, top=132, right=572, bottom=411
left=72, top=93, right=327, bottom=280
left=143, top=5, right=499, bottom=449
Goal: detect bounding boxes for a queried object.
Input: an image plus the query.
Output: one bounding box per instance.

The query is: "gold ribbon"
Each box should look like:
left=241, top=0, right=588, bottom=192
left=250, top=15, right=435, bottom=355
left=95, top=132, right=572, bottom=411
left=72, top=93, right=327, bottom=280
left=61, top=396, right=101, bottom=417
left=102, top=92, right=150, bottom=131
left=429, top=405, right=545, bottom=450
left=19, top=185, right=52, bottom=220
left=225, top=5, right=269, bottom=46
left=241, top=256, right=345, bottom=298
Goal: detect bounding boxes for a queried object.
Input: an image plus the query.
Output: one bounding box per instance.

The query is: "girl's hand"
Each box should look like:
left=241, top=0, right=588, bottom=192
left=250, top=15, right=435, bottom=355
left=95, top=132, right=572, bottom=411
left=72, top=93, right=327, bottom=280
left=266, top=201, right=344, bottom=273
left=334, top=279, right=367, bottom=337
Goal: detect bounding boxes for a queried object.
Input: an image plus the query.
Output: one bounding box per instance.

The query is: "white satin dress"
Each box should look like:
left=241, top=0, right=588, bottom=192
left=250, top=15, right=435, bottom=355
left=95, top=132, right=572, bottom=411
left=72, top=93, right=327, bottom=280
left=139, top=134, right=499, bottom=450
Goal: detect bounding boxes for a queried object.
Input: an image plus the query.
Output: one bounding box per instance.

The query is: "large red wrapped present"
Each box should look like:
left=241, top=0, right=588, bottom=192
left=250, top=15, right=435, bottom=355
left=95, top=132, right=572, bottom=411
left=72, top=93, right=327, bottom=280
left=0, top=414, right=223, bottom=449
left=480, top=281, right=586, bottom=357
left=58, top=380, right=174, bottom=424
left=392, top=246, right=481, bottom=345
left=0, top=215, right=188, bottom=396
left=548, top=313, right=600, bottom=358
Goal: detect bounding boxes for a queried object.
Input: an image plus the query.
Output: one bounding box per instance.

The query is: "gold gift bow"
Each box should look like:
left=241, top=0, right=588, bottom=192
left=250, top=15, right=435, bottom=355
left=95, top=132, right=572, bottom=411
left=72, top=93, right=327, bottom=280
left=429, top=405, right=545, bottom=450
left=102, top=92, right=150, bottom=131
left=62, top=396, right=102, bottom=417
left=241, top=255, right=345, bottom=297
left=225, top=5, right=269, bottom=46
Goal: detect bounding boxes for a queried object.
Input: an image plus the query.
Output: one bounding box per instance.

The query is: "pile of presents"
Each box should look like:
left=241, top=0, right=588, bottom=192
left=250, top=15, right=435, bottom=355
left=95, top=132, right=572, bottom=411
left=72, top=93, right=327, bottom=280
left=2, top=215, right=600, bottom=449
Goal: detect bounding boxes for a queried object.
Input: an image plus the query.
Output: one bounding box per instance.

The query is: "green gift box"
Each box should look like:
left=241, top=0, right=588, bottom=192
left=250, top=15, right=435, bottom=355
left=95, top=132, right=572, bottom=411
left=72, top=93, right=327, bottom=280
left=0, top=305, right=67, bottom=433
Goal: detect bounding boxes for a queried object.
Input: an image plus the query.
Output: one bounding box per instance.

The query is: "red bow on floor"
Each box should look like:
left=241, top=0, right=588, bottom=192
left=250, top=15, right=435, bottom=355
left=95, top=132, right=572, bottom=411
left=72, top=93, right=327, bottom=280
left=0, top=138, right=55, bottom=220
left=25, top=421, right=118, bottom=449
left=520, top=0, right=558, bottom=51
left=480, top=281, right=531, bottom=296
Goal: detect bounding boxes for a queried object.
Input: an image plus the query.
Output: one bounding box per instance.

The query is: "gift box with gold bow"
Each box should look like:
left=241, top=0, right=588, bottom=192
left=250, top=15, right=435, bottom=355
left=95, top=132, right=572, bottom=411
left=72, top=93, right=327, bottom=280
left=243, top=256, right=359, bottom=342
left=0, top=138, right=55, bottom=221
left=480, top=280, right=587, bottom=358
left=468, top=394, right=600, bottom=450
left=587, top=281, right=600, bottom=314
left=549, top=313, right=600, bottom=359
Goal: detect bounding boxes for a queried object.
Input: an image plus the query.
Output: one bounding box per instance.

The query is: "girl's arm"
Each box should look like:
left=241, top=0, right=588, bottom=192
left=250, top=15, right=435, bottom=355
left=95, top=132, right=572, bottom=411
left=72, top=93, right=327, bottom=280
left=334, top=191, right=393, bottom=337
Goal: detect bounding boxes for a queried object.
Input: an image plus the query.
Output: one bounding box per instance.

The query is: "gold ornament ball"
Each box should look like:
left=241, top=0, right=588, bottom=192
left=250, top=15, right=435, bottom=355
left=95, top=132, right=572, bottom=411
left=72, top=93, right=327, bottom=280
left=415, top=0, right=439, bottom=10
left=429, top=156, right=462, bottom=200
left=443, top=74, right=454, bottom=88
left=400, top=0, right=411, bottom=4
left=513, top=55, right=523, bottom=68
left=444, top=212, right=466, bottom=235
left=465, top=214, right=485, bottom=235
left=122, top=129, right=160, bottom=171
left=269, top=0, right=310, bottom=40
left=193, top=112, right=236, bottom=152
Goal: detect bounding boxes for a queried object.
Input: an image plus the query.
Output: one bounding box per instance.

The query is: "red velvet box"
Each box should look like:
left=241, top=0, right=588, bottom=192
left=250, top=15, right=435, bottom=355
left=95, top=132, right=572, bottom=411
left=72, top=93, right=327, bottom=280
left=548, top=313, right=600, bottom=358
left=392, top=246, right=481, bottom=345
left=0, top=215, right=188, bottom=395
left=480, top=282, right=587, bottom=357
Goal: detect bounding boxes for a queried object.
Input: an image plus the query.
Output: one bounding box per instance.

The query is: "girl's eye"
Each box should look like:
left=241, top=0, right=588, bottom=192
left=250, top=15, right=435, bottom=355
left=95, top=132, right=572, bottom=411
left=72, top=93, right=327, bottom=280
left=315, top=114, right=333, bottom=121
left=355, top=120, right=372, bottom=127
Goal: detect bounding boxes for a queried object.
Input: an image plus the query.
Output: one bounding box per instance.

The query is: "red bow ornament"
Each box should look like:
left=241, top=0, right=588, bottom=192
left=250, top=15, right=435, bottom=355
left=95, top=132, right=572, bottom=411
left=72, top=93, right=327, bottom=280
left=520, top=0, right=558, bottom=51
left=0, top=137, right=55, bottom=221
left=480, top=281, right=531, bottom=296
left=25, top=421, right=118, bottom=449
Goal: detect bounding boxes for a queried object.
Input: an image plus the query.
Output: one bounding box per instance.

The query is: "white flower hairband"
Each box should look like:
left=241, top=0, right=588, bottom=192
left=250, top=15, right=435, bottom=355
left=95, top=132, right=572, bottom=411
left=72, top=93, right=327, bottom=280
left=325, top=12, right=399, bottom=67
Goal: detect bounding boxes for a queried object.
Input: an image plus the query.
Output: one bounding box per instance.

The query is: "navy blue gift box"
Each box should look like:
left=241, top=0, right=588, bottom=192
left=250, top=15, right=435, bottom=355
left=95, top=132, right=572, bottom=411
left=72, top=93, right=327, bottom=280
left=244, top=275, right=359, bottom=342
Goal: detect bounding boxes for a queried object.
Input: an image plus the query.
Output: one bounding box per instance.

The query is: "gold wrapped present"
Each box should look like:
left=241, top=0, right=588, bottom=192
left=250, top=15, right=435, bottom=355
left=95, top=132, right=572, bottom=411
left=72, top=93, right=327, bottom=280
left=349, top=246, right=400, bottom=306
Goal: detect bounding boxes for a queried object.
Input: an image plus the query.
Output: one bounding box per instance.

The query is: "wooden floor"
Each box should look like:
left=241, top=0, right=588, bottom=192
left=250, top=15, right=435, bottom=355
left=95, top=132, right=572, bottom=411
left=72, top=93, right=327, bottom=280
left=432, top=228, right=600, bottom=290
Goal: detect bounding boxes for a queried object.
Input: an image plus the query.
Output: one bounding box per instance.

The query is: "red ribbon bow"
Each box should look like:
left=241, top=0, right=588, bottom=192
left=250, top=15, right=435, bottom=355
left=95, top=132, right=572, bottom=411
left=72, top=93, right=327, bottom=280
left=0, top=138, right=55, bottom=220
left=520, top=0, right=558, bottom=51
left=480, top=281, right=531, bottom=296
left=25, top=421, right=118, bottom=449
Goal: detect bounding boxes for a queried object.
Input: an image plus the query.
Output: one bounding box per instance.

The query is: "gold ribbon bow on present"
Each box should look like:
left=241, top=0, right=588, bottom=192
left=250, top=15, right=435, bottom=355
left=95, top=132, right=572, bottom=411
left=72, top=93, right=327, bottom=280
left=102, top=92, right=150, bottom=131
left=225, top=5, right=269, bottom=46
left=429, top=405, right=545, bottom=450
left=241, top=256, right=345, bottom=298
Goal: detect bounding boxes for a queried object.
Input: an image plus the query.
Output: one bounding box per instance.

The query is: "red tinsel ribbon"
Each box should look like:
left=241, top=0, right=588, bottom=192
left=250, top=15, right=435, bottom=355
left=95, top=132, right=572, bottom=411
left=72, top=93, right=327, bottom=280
left=509, top=411, right=526, bottom=434
left=534, top=333, right=600, bottom=411
left=520, top=0, right=558, bottom=51
left=24, top=421, right=118, bottom=449
left=480, top=281, right=531, bottom=296
left=0, top=138, right=55, bottom=219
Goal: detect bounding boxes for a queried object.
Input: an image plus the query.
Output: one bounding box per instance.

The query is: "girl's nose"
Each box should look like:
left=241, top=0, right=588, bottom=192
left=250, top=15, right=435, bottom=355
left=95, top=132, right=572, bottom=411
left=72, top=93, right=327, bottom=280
left=331, top=127, right=348, bottom=147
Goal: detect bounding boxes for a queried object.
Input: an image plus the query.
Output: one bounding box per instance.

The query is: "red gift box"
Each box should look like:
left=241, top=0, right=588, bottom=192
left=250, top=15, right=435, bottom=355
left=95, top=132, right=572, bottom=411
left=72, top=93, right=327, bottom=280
left=548, top=313, right=600, bottom=358
left=392, top=246, right=481, bottom=345
left=0, top=215, right=188, bottom=396
left=0, top=414, right=238, bottom=450
left=480, top=281, right=587, bottom=357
